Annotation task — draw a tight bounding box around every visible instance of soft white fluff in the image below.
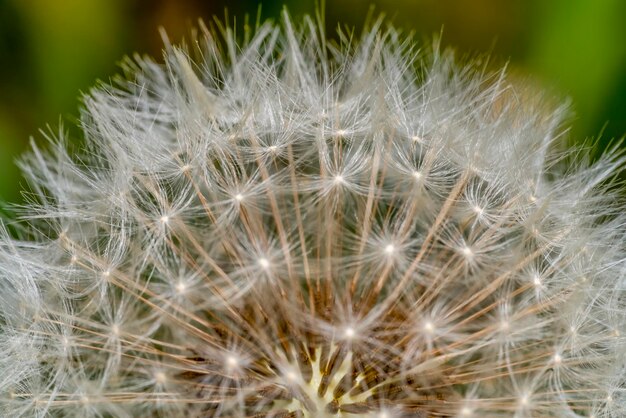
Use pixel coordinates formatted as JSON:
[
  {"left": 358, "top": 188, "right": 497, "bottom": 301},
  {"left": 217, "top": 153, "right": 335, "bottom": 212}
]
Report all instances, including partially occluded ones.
[{"left": 1, "top": 12, "right": 625, "bottom": 418}]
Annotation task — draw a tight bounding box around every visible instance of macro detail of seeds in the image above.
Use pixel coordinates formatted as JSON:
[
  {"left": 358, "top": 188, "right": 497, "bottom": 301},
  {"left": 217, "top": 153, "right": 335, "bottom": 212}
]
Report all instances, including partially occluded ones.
[{"left": 1, "top": 12, "right": 625, "bottom": 418}]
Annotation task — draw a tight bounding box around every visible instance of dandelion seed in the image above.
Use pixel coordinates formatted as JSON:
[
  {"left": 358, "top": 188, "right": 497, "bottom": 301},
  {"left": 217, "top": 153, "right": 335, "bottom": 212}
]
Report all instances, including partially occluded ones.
[
  {"left": 460, "top": 406, "right": 473, "bottom": 417},
  {"left": 284, "top": 369, "right": 299, "bottom": 382},
  {"left": 175, "top": 281, "right": 186, "bottom": 294},
  {"left": 343, "top": 327, "right": 356, "bottom": 339},
  {"left": 461, "top": 245, "right": 474, "bottom": 259},
  {"left": 258, "top": 257, "right": 270, "bottom": 269},
  {"left": 154, "top": 372, "right": 167, "bottom": 384},
  {"left": 225, "top": 355, "right": 239, "bottom": 370}
]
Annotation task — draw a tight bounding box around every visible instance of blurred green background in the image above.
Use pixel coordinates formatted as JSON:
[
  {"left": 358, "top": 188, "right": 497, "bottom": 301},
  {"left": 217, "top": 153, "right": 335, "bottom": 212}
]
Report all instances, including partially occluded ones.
[{"left": 1, "top": 0, "right": 625, "bottom": 202}]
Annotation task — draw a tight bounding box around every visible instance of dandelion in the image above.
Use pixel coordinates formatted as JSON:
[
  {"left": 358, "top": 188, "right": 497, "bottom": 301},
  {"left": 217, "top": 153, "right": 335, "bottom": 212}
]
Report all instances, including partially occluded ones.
[{"left": 1, "top": 11, "right": 625, "bottom": 418}]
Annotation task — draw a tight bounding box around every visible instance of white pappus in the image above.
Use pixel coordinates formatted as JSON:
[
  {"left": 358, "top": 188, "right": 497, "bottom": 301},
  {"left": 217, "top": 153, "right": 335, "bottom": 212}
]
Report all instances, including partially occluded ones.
[{"left": 1, "top": 11, "right": 625, "bottom": 418}]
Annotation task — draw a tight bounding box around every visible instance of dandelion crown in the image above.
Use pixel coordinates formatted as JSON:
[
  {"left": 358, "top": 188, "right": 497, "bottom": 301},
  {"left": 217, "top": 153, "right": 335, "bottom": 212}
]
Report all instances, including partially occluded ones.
[{"left": 1, "top": 11, "right": 625, "bottom": 418}]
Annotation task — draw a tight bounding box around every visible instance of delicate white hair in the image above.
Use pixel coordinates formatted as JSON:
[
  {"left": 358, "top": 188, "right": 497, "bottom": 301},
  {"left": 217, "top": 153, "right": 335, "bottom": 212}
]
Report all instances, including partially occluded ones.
[{"left": 1, "top": 11, "right": 625, "bottom": 418}]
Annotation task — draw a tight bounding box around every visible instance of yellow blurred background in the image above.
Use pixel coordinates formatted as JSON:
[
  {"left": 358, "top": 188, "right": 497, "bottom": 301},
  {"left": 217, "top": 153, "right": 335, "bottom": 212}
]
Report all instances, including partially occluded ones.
[{"left": 1, "top": 0, "right": 625, "bottom": 202}]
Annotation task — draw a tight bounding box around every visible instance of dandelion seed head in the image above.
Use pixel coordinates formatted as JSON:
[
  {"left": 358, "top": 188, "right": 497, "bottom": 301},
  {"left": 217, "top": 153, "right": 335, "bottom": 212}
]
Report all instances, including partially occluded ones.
[{"left": 1, "top": 11, "right": 624, "bottom": 418}]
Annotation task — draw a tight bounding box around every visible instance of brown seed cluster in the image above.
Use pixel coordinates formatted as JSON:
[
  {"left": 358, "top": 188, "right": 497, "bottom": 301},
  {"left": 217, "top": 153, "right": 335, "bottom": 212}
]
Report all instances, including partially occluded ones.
[{"left": 180, "top": 288, "right": 455, "bottom": 417}]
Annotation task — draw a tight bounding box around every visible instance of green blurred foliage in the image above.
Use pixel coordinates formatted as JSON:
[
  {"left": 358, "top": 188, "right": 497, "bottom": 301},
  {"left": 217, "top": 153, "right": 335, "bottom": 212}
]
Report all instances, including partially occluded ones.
[
  {"left": 526, "top": 0, "right": 626, "bottom": 153},
  {"left": 0, "top": 0, "right": 624, "bottom": 203},
  {"left": 0, "top": 0, "right": 127, "bottom": 202}
]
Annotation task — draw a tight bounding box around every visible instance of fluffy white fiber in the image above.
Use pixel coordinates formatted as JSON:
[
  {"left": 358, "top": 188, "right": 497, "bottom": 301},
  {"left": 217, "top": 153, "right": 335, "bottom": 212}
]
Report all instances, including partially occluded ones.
[{"left": 1, "top": 11, "right": 625, "bottom": 417}]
